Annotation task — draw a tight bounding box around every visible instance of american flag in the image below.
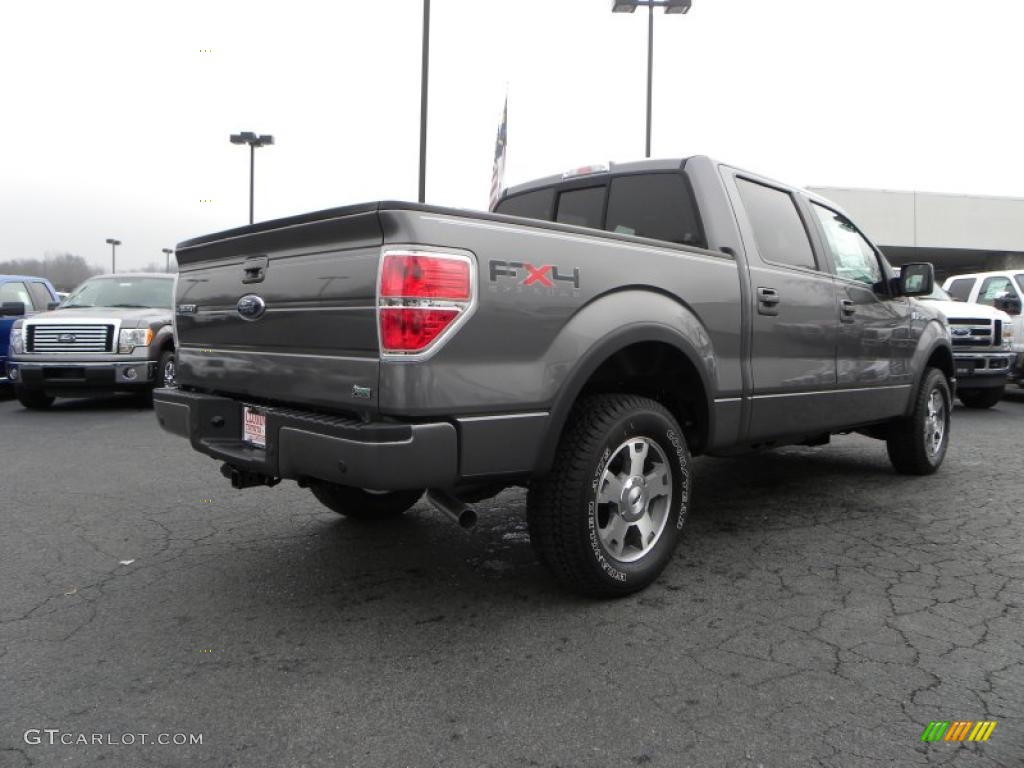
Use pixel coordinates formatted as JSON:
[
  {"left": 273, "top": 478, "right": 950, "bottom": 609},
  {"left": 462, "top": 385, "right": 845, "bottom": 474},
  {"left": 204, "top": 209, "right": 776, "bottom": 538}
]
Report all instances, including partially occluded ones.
[{"left": 489, "top": 96, "right": 507, "bottom": 211}]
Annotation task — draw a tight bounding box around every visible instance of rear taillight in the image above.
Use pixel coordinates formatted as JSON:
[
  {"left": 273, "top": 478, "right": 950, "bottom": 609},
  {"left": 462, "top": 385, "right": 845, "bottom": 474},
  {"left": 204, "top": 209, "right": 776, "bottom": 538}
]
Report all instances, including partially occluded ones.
[{"left": 377, "top": 250, "right": 475, "bottom": 356}]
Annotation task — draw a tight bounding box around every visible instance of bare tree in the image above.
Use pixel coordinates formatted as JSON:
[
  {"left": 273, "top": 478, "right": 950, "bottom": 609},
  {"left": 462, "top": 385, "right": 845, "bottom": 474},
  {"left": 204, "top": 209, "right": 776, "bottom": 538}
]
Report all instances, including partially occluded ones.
[{"left": 0, "top": 252, "right": 102, "bottom": 292}]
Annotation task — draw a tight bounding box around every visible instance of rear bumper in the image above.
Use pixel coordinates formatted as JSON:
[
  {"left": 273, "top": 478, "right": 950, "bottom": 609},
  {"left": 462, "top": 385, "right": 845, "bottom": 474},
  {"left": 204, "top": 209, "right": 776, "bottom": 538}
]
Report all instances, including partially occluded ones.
[
  {"left": 153, "top": 388, "right": 459, "bottom": 491},
  {"left": 7, "top": 360, "right": 157, "bottom": 392}
]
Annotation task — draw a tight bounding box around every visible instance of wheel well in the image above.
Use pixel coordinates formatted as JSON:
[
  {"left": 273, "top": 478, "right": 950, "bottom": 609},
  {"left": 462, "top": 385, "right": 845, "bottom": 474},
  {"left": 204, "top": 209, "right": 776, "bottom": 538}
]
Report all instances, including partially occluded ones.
[
  {"left": 927, "top": 345, "right": 954, "bottom": 382},
  {"left": 575, "top": 341, "right": 709, "bottom": 454}
]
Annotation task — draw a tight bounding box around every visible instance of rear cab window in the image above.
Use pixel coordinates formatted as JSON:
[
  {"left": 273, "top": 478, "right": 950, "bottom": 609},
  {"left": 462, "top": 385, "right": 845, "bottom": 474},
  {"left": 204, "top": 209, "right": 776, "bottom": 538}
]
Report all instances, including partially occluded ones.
[
  {"left": 494, "top": 170, "right": 707, "bottom": 249},
  {"left": 495, "top": 188, "right": 554, "bottom": 220}
]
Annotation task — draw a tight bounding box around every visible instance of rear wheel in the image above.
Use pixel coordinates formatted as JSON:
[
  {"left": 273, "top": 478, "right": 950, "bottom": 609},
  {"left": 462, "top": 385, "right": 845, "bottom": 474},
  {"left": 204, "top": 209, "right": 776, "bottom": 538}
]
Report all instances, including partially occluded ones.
[
  {"left": 527, "top": 394, "right": 691, "bottom": 597},
  {"left": 957, "top": 386, "right": 1003, "bottom": 409},
  {"left": 886, "top": 367, "right": 951, "bottom": 475},
  {"left": 15, "top": 387, "right": 54, "bottom": 410},
  {"left": 309, "top": 483, "right": 423, "bottom": 520}
]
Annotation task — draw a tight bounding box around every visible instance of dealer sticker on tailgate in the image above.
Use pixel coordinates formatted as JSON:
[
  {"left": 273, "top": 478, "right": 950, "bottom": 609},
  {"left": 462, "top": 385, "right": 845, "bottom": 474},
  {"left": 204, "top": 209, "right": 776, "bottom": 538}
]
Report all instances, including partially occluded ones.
[{"left": 242, "top": 406, "right": 267, "bottom": 448}]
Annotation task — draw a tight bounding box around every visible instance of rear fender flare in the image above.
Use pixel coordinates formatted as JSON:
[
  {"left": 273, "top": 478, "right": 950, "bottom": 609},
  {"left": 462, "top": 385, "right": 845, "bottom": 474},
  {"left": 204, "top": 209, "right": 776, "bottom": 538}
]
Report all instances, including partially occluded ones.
[{"left": 534, "top": 289, "right": 716, "bottom": 474}]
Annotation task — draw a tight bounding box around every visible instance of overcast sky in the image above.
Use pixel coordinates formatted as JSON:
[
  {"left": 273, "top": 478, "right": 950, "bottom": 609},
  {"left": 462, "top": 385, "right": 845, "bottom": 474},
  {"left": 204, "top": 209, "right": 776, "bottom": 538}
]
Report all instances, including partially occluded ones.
[{"left": 2, "top": 0, "right": 1022, "bottom": 272}]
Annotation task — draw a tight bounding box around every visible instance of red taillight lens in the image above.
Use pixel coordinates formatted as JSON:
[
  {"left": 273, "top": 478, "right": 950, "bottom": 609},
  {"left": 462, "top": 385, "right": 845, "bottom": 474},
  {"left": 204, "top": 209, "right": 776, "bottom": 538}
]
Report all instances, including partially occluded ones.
[
  {"left": 380, "top": 253, "right": 470, "bottom": 300},
  {"left": 380, "top": 307, "right": 460, "bottom": 352},
  {"left": 378, "top": 250, "right": 474, "bottom": 355}
]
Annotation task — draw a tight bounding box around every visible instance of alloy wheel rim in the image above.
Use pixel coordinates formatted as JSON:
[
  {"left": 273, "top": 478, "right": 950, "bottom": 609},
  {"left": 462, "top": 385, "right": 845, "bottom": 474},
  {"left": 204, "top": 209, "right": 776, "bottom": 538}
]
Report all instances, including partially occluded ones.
[
  {"left": 924, "top": 388, "right": 945, "bottom": 456},
  {"left": 594, "top": 436, "right": 673, "bottom": 563},
  {"left": 164, "top": 359, "right": 176, "bottom": 387}
]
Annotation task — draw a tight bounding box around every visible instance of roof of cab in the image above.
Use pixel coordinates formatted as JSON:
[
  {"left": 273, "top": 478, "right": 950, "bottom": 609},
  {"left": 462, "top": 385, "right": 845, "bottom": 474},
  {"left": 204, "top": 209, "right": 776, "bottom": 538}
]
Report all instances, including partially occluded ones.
[{"left": 0, "top": 275, "right": 54, "bottom": 283}]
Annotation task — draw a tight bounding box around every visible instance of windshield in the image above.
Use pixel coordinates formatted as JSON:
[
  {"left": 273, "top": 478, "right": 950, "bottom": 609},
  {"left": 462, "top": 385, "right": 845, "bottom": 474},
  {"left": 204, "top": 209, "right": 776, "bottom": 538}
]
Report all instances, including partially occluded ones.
[
  {"left": 918, "top": 284, "right": 952, "bottom": 301},
  {"left": 62, "top": 277, "right": 174, "bottom": 309}
]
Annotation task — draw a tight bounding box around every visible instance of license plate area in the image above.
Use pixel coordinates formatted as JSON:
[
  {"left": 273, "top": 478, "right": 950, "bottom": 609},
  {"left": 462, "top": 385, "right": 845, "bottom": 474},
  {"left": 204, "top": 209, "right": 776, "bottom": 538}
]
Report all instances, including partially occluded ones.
[{"left": 242, "top": 406, "right": 267, "bottom": 448}]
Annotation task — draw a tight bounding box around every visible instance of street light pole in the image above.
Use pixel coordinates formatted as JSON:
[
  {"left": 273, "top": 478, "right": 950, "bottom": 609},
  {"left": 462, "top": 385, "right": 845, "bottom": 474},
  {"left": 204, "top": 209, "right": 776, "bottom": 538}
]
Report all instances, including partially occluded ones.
[
  {"left": 418, "top": 0, "right": 430, "bottom": 203},
  {"left": 162, "top": 248, "right": 174, "bottom": 272},
  {"left": 230, "top": 132, "right": 275, "bottom": 224},
  {"left": 105, "top": 238, "right": 121, "bottom": 274},
  {"left": 611, "top": 0, "right": 692, "bottom": 158},
  {"left": 646, "top": 2, "right": 654, "bottom": 158}
]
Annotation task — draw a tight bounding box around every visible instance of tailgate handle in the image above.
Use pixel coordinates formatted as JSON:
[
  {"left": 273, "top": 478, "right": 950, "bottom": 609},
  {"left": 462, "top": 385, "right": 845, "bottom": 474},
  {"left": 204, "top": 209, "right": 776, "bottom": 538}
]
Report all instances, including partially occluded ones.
[{"left": 242, "top": 255, "right": 269, "bottom": 284}]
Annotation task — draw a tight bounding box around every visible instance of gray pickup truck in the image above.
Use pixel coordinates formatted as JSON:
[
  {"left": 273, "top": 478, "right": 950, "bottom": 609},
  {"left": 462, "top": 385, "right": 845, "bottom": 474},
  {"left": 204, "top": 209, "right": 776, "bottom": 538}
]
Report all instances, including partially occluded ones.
[
  {"left": 154, "top": 156, "right": 953, "bottom": 596},
  {"left": 8, "top": 273, "right": 177, "bottom": 408}
]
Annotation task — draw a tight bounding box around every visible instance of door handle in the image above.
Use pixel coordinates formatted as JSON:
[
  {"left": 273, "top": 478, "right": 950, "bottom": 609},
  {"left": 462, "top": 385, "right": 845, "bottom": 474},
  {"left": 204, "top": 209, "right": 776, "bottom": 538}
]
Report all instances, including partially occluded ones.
[
  {"left": 242, "top": 255, "right": 269, "bottom": 284},
  {"left": 757, "top": 286, "right": 780, "bottom": 316},
  {"left": 840, "top": 299, "right": 856, "bottom": 322}
]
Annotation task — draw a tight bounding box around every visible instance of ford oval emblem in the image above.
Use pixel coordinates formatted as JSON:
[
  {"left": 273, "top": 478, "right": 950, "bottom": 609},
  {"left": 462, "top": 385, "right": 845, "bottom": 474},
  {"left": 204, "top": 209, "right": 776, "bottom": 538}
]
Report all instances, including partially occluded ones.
[
  {"left": 236, "top": 294, "right": 266, "bottom": 321},
  {"left": 58, "top": 333, "right": 77, "bottom": 343},
  {"left": 951, "top": 328, "right": 970, "bottom": 336}
]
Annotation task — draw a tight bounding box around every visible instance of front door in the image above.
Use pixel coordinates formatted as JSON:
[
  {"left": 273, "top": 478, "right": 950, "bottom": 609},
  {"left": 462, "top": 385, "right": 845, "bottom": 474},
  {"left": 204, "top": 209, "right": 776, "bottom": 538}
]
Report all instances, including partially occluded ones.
[{"left": 809, "top": 202, "right": 914, "bottom": 422}]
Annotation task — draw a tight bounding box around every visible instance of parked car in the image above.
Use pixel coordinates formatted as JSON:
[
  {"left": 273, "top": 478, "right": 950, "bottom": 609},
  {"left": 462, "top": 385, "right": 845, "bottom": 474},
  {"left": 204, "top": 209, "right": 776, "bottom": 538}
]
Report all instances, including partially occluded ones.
[
  {"left": 0, "top": 275, "right": 60, "bottom": 386},
  {"left": 914, "top": 285, "right": 1014, "bottom": 408},
  {"left": 154, "top": 156, "right": 954, "bottom": 596},
  {"left": 7, "top": 273, "right": 177, "bottom": 408},
  {"left": 943, "top": 269, "right": 1024, "bottom": 387}
]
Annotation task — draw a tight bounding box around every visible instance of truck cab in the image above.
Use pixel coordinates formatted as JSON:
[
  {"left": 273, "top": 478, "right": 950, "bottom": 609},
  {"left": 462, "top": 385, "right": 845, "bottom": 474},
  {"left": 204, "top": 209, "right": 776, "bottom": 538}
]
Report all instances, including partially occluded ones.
[{"left": 0, "top": 275, "right": 59, "bottom": 385}]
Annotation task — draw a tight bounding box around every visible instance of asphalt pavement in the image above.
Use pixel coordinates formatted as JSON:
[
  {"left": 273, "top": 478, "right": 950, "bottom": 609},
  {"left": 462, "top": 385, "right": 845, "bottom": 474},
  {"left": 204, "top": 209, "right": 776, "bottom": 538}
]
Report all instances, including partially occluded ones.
[{"left": 2, "top": 389, "right": 1022, "bottom": 767}]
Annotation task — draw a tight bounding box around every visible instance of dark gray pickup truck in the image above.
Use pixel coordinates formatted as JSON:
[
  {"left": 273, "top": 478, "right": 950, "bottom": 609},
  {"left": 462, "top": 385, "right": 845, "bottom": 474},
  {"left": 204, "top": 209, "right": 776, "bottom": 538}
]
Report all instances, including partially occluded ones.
[{"left": 154, "top": 156, "right": 954, "bottom": 596}]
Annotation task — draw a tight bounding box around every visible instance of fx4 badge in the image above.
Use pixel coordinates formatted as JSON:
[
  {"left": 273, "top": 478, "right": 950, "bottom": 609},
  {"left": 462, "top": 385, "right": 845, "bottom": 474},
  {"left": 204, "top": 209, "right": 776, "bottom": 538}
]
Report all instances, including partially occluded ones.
[{"left": 488, "top": 261, "right": 580, "bottom": 289}]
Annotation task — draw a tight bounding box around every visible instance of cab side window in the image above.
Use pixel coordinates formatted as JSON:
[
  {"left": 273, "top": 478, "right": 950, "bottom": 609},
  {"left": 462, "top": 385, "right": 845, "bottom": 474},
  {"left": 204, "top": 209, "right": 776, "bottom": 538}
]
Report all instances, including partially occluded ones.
[
  {"left": 28, "top": 282, "right": 53, "bottom": 309},
  {"left": 0, "top": 281, "right": 33, "bottom": 309},
  {"left": 810, "top": 203, "right": 882, "bottom": 287},
  {"left": 976, "top": 276, "right": 1019, "bottom": 306},
  {"left": 735, "top": 178, "right": 817, "bottom": 270},
  {"left": 946, "top": 277, "right": 975, "bottom": 301}
]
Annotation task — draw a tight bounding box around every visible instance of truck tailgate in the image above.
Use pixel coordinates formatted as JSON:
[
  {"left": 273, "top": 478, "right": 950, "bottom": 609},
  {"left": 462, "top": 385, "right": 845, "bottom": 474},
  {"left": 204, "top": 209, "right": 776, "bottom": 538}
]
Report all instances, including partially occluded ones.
[{"left": 173, "top": 205, "right": 383, "bottom": 413}]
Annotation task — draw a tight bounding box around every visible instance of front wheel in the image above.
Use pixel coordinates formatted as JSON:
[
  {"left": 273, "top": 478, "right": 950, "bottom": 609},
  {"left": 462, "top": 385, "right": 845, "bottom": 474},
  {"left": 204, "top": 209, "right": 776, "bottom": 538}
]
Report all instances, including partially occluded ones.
[
  {"left": 527, "top": 394, "right": 691, "bottom": 597},
  {"left": 886, "top": 368, "right": 951, "bottom": 475},
  {"left": 309, "top": 483, "right": 423, "bottom": 521},
  {"left": 15, "top": 387, "right": 55, "bottom": 410},
  {"left": 156, "top": 349, "right": 177, "bottom": 389},
  {"left": 957, "top": 386, "right": 1003, "bottom": 409}
]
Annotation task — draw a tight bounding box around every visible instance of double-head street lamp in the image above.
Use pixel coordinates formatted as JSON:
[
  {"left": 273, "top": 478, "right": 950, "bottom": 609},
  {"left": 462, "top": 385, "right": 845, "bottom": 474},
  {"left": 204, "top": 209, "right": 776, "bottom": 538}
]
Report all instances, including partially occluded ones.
[
  {"left": 105, "top": 238, "right": 121, "bottom": 274},
  {"left": 612, "top": 0, "right": 692, "bottom": 158},
  {"left": 162, "top": 248, "right": 174, "bottom": 272},
  {"left": 229, "top": 131, "right": 274, "bottom": 224}
]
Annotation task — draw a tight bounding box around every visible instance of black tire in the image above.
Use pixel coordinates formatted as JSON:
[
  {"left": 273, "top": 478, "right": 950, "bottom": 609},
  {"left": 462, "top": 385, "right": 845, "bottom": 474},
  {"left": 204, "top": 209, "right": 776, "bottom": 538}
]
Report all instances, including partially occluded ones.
[
  {"left": 156, "top": 349, "right": 177, "bottom": 389},
  {"left": 15, "top": 387, "right": 55, "bottom": 410},
  {"left": 309, "top": 483, "right": 423, "bottom": 520},
  {"left": 886, "top": 368, "right": 951, "bottom": 475},
  {"left": 957, "top": 387, "right": 1003, "bottom": 409},
  {"left": 527, "top": 394, "right": 691, "bottom": 597}
]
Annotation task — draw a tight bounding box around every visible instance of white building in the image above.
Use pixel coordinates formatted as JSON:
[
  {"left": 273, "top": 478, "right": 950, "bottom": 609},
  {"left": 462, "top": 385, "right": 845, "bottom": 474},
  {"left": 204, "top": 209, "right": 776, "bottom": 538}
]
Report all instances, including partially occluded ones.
[{"left": 807, "top": 187, "right": 1024, "bottom": 280}]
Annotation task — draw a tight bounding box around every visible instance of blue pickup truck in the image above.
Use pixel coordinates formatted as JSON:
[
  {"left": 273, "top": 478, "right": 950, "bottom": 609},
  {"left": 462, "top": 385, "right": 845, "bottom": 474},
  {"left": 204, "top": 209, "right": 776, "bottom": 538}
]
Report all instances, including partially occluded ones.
[{"left": 0, "top": 275, "right": 60, "bottom": 384}]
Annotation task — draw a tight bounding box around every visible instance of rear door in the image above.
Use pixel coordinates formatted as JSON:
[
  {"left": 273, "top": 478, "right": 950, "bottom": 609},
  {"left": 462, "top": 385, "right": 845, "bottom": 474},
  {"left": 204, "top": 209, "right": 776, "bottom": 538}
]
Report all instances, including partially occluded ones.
[
  {"left": 723, "top": 172, "right": 839, "bottom": 441},
  {"left": 173, "top": 206, "right": 385, "bottom": 413}
]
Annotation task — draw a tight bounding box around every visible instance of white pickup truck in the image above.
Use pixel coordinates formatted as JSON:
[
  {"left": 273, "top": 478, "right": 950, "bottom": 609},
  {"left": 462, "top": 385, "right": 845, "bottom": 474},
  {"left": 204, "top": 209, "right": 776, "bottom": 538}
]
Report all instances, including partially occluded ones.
[
  {"left": 943, "top": 270, "right": 1024, "bottom": 391},
  {"left": 917, "top": 284, "right": 1015, "bottom": 408}
]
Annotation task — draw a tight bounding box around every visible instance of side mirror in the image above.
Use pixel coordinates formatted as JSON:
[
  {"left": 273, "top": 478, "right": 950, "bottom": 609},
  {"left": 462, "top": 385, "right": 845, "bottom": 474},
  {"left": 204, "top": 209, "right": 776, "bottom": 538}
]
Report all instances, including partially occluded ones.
[
  {"left": 898, "top": 263, "right": 934, "bottom": 297},
  {"left": 47, "top": 301, "right": 61, "bottom": 310},
  {"left": 994, "top": 296, "right": 1022, "bottom": 316},
  {"left": 0, "top": 301, "right": 26, "bottom": 317}
]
